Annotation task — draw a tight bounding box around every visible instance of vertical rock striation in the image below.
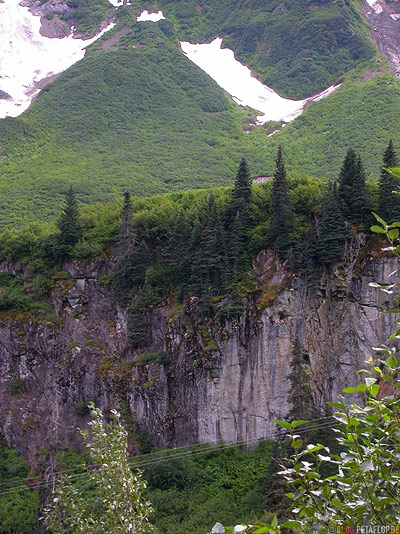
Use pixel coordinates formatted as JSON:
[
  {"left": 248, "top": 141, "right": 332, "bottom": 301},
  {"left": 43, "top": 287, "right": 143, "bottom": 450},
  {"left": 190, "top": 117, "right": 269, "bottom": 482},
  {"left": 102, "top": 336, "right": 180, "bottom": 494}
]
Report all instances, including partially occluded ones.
[{"left": 0, "top": 249, "right": 398, "bottom": 461}]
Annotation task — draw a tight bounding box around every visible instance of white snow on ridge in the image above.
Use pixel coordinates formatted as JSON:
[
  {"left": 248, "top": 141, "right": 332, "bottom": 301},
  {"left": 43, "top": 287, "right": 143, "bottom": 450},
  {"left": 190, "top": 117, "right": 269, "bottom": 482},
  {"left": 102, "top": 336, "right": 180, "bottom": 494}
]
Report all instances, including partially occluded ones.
[
  {"left": 0, "top": 0, "right": 115, "bottom": 118},
  {"left": 181, "top": 38, "right": 341, "bottom": 124},
  {"left": 137, "top": 10, "right": 165, "bottom": 22},
  {"left": 365, "top": 0, "right": 383, "bottom": 14}
]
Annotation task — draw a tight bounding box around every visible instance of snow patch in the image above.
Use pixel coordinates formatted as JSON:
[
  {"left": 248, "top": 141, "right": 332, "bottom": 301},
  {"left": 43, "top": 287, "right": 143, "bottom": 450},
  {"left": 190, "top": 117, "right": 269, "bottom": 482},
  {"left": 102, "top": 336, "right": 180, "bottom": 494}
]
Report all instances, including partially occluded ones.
[
  {"left": 180, "top": 38, "right": 341, "bottom": 124},
  {"left": 137, "top": 10, "right": 165, "bottom": 22},
  {"left": 365, "top": 0, "right": 383, "bottom": 14},
  {"left": 390, "top": 13, "right": 400, "bottom": 20},
  {"left": 0, "top": 0, "right": 115, "bottom": 118},
  {"left": 107, "top": 0, "right": 132, "bottom": 7}
]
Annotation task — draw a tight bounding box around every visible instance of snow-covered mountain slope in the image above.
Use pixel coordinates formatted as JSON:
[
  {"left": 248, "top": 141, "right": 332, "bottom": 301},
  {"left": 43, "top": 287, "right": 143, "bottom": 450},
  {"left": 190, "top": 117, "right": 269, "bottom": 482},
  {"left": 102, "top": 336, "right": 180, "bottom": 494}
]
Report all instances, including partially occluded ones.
[
  {"left": 0, "top": 0, "right": 114, "bottom": 118},
  {"left": 181, "top": 38, "right": 341, "bottom": 124}
]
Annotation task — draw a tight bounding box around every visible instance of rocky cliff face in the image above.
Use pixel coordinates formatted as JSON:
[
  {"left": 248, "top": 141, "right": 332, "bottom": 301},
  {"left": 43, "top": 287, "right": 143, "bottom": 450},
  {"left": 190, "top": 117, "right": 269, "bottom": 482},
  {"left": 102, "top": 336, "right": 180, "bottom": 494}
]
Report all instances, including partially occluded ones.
[{"left": 0, "top": 242, "right": 398, "bottom": 463}]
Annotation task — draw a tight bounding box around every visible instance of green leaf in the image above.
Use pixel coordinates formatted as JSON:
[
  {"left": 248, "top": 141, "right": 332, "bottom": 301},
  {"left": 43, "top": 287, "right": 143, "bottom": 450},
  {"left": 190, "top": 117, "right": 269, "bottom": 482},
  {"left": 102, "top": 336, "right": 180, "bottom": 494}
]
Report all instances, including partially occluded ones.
[
  {"left": 388, "top": 167, "right": 400, "bottom": 178},
  {"left": 281, "top": 521, "right": 301, "bottom": 528},
  {"left": 372, "top": 212, "right": 387, "bottom": 226},
  {"left": 343, "top": 384, "right": 366, "bottom": 394},
  {"left": 291, "top": 439, "right": 303, "bottom": 449},
  {"left": 388, "top": 228, "right": 399, "bottom": 240},
  {"left": 290, "top": 420, "right": 308, "bottom": 429},
  {"left": 370, "top": 225, "right": 386, "bottom": 234},
  {"left": 271, "top": 516, "right": 278, "bottom": 529},
  {"left": 385, "top": 355, "right": 397, "bottom": 369},
  {"left": 274, "top": 420, "right": 291, "bottom": 429},
  {"left": 369, "top": 384, "right": 380, "bottom": 398},
  {"left": 327, "top": 401, "right": 346, "bottom": 409}
]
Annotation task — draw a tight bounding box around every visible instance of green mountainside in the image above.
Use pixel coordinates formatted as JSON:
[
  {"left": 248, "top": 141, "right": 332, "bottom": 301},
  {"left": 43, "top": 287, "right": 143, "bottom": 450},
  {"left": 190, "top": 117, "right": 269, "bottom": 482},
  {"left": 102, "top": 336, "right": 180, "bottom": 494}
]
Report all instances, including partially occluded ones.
[
  {"left": 152, "top": 0, "right": 375, "bottom": 98},
  {"left": 1, "top": 0, "right": 400, "bottom": 228}
]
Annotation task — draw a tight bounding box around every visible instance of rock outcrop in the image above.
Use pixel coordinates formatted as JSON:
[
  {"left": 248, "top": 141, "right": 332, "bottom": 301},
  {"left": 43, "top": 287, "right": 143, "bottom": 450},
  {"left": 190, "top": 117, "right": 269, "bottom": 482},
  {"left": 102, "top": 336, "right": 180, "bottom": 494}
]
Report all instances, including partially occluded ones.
[{"left": 0, "top": 244, "right": 398, "bottom": 463}]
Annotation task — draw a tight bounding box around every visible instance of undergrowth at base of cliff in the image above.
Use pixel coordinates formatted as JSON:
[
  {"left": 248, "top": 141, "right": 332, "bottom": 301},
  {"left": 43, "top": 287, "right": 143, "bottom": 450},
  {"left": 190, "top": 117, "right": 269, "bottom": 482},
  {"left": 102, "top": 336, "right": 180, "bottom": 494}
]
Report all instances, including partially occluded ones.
[{"left": 1, "top": 440, "right": 275, "bottom": 534}]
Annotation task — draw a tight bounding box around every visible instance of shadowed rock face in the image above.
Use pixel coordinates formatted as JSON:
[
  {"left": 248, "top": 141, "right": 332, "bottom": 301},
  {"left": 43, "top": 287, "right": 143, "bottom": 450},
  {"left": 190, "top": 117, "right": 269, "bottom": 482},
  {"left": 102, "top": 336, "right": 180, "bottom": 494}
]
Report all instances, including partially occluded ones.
[
  {"left": 0, "top": 247, "right": 398, "bottom": 463},
  {"left": 365, "top": 0, "right": 400, "bottom": 77}
]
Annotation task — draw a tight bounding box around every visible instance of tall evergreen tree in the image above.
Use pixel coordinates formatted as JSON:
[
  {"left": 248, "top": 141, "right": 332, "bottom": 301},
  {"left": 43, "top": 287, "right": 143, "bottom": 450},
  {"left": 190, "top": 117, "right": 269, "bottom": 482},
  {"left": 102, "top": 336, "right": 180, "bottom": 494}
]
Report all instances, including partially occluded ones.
[
  {"left": 337, "top": 149, "right": 370, "bottom": 225},
  {"left": 114, "top": 192, "right": 145, "bottom": 306},
  {"left": 353, "top": 155, "right": 371, "bottom": 225},
  {"left": 269, "top": 145, "right": 291, "bottom": 258},
  {"left": 119, "top": 191, "right": 135, "bottom": 247},
  {"left": 378, "top": 140, "right": 400, "bottom": 222},
  {"left": 163, "top": 209, "right": 192, "bottom": 287},
  {"left": 337, "top": 148, "right": 358, "bottom": 221},
  {"left": 226, "top": 157, "right": 252, "bottom": 271},
  {"left": 231, "top": 156, "right": 252, "bottom": 208},
  {"left": 56, "top": 186, "right": 83, "bottom": 258},
  {"left": 316, "top": 182, "right": 347, "bottom": 265},
  {"left": 201, "top": 194, "right": 225, "bottom": 289},
  {"left": 287, "top": 337, "right": 319, "bottom": 440}
]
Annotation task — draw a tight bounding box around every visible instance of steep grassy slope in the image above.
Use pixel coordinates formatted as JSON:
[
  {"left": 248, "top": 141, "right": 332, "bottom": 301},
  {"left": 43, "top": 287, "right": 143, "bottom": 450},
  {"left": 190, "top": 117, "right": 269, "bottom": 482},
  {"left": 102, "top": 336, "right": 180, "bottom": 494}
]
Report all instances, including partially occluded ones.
[
  {"left": 1, "top": 1, "right": 400, "bottom": 227},
  {"left": 0, "top": 21, "right": 247, "bottom": 226}
]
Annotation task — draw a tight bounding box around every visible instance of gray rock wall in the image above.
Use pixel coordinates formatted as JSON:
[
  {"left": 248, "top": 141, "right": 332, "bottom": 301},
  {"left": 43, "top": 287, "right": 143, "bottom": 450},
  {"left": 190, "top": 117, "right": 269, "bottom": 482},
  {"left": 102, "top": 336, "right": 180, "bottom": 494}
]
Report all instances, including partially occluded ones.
[{"left": 0, "top": 249, "right": 398, "bottom": 462}]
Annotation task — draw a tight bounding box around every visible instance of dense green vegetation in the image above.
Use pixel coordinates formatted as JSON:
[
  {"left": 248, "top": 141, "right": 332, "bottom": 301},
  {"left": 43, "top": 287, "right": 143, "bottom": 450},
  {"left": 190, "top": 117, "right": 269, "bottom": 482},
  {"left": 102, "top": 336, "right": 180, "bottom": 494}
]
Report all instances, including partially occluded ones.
[
  {"left": 0, "top": 1, "right": 400, "bottom": 227},
  {"left": 59, "top": 0, "right": 112, "bottom": 35},
  {"left": 43, "top": 415, "right": 276, "bottom": 534},
  {"left": 145, "top": 441, "right": 276, "bottom": 534},
  {"left": 0, "top": 143, "right": 395, "bottom": 333},
  {"left": 153, "top": 0, "right": 375, "bottom": 98},
  {"left": 0, "top": 445, "right": 39, "bottom": 534}
]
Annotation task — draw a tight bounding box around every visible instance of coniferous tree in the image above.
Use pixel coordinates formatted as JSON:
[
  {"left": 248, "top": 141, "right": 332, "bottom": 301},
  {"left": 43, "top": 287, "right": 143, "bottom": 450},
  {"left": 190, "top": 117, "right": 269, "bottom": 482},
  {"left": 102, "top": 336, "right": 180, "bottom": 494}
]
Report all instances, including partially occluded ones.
[
  {"left": 201, "top": 194, "right": 225, "bottom": 289},
  {"left": 316, "top": 182, "right": 347, "bottom": 265},
  {"left": 163, "top": 209, "right": 192, "bottom": 288},
  {"left": 269, "top": 145, "right": 292, "bottom": 258},
  {"left": 378, "top": 140, "right": 400, "bottom": 222},
  {"left": 231, "top": 156, "right": 252, "bottom": 206},
  {"left": 127, "top": 290, "right": 149, "bottom": 349},
  {"left": 337, "top": 148, "right": 358, "bottom": 221},
  {"left": 114, "top": 192, "right": 139, "bottom": 306},
  {"left": 337, "top": 149, "right": 370, "bottom": 225},
  {"left": 187, "top": 214, "right": 204, "bottom": 296},
  {"left": 352, "top": 155, "right": 371, "bottom": 225},
  {"left": 287, "top": 337, "right": 319, "bottom": 442},
  {"left": 266, "top": 337, "right": 319, "bottom": 521},
  {"left": 226, "top": 156, "right": 252, "bottom": 271},
  {"left": 56, "top": 186, "right": 83, "bottom": 258},
  {"left": 119, "top": 191, "right": 135, "bottom": 246}
]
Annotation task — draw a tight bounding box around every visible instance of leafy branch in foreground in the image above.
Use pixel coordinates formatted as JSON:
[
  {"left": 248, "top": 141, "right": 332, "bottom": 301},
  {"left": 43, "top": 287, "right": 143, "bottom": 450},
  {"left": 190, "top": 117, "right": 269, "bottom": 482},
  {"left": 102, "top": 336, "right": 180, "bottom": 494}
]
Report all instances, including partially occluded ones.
[{"left": 42, "top": 404, "right": 153, "bottom": 534}]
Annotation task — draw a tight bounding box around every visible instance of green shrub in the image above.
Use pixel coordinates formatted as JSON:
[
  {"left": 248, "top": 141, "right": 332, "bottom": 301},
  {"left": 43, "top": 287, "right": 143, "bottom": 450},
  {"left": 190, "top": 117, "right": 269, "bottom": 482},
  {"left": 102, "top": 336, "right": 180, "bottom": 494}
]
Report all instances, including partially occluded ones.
[{"left": 7, "top": 376, "right": 24, "bottom": 396}]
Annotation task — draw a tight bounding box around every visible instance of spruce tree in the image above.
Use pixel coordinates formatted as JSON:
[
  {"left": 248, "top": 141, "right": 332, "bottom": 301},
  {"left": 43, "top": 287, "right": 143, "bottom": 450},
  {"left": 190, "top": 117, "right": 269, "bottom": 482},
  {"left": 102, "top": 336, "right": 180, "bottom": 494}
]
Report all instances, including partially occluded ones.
[
  {"left": 186, "top": 214, "right": 204, "bottom": 296},
  {"left": 337, "top": 149, "right": 370, "bottom": 225},
  {"left": 337, "top": 148, "right": 358, "bottom": 221},
  {"left": 378, "top": 140, "right": 400, "bottom": 223},
  {"left": 56, "top": 186, "right": 83, "bottom": 258},
  {"left": 114, "top": 192, "right": 139, "bottom": 306},
  {"left": 316, "top": 182, "right": 347, "bottom": 265},
  {"left": 230, "top": 156, "right": 252, "bottom": 209},
  {"left": 119, "top": 191, "right": 135, "bottom": 246},
  {"left": 226, "top": 157, "right": 252, "bottom": 271},
  {"left": 269, "top": 145, "right": 291, "bottom": 258},
  {"left": 201, "top": 194, "right": 225, "bottom": 289},
  {"left": 163, "top": 209, "right": 192, "bottom": 288},
  {"left": 352, "top": 155, "right": 371, "bottom": 225}
]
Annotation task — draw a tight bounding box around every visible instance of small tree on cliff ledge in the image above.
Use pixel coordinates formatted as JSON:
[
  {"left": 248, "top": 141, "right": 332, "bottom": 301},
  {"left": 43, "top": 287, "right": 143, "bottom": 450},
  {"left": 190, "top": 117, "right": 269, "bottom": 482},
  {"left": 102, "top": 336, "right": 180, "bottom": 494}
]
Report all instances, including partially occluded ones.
[
  {"left": 43, "top": 405, "right": 153, "bottom": 534},
  {"left": 56, "top": 186, "right": 83, "bottom": 258}
]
